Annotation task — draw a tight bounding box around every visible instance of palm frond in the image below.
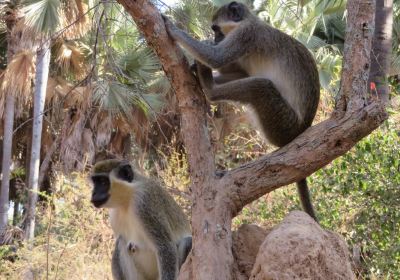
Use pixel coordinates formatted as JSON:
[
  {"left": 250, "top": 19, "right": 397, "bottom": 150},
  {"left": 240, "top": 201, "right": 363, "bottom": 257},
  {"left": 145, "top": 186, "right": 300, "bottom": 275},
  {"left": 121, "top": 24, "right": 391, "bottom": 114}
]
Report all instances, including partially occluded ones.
[
  {"left": 0, "top": 49, "right": 35, "bottom": 117},
  {"left": 296, "top": 33, "right": 327, "bottom": 50},
  {"left": 23, "top": 0, "right": 61, "bottom": 35},
  {"left": 170, "top": 0, "right": 215, "bottom": 39},
  {"left": 59, "top": 0, "right": 90, "bottom": 39},
  {"left": 55, "top": 40, "right": 88, "bottom": 78},
  {"left": 146, "top": 72, "right": 171, "bottom": 96},
  {"left": 92, "top": 81, "right": 164, "bottom": 120},
  {"left": 390, "top": 53, "right": 400, "bottom": 76},
  {"left": 117, "top": 48, "right": 160, "bottom": 82},
  {"left": 314, "top": 46, "right": 342, "bottom": 92}
]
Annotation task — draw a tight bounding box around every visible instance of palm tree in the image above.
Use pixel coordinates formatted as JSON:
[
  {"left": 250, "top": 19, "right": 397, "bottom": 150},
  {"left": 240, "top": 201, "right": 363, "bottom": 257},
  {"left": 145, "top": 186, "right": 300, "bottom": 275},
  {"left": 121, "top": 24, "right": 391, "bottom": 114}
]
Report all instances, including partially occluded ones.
[
  {"left": 0, "top": 4, "right": 16, "bottom": 230},
  {"left": 22, "top": 0, "right": 88, "bottom": 240},
  {"left": 0, "top": 0, "right": 35, "bottom": 233}
]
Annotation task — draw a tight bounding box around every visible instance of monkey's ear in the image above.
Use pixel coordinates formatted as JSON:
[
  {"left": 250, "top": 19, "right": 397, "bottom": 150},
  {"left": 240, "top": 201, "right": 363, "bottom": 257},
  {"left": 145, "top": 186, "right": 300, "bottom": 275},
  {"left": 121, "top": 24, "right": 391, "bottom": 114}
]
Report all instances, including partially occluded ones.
[
  {"left": 228, "top": 2, "right": 244, "bottom": 22},
  {"left": 117, "top": 163, "right": 134, "bottom": 182}
]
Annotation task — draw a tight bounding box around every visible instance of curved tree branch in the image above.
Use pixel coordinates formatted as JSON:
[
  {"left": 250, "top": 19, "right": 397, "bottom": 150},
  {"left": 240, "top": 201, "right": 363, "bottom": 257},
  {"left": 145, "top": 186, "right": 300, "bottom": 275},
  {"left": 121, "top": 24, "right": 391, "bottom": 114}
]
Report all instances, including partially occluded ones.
[
  {"left": 113, "top": 0, "right": 390, "bottom": 279},
  {"left": 225, "top": 103, "right": 386, "bottom": 214}
]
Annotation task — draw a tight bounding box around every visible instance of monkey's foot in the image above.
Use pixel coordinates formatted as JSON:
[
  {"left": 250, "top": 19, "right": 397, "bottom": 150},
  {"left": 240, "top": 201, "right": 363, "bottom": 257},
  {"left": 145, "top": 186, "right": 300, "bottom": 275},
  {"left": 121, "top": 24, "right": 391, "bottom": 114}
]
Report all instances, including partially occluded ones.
[{"left": 127, "top": 241, "right": 138, "bottom": 253}]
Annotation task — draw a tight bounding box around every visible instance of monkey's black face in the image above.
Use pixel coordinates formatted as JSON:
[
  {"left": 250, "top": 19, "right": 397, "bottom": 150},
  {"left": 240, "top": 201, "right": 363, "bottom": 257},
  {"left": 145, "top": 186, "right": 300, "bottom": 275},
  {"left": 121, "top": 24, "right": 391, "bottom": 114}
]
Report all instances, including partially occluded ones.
[
  {"left": 227, "top": 2, "right": 244, "bottom": 22},
  {"left": 91, "top": 174, "right": 110, "bottom": 208}
]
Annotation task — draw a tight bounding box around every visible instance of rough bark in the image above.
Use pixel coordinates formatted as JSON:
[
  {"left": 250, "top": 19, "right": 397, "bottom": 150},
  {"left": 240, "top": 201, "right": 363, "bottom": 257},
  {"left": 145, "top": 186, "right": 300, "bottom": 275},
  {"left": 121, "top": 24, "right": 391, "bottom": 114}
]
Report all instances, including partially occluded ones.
[
  {"left": 368, "top": 0, "right": 393, "bottom": 103},
  {"left": 114, "top": 0, "right": 389, "bottom": 279},
  {"left": 336, "top": 0, "right": 377, "bottom": 114},
  {"left": 25, "top": 40, "right": 51, "bottom": 240},
  {"left": 0, "top": 12, "right": 18, "bottom": 232}
]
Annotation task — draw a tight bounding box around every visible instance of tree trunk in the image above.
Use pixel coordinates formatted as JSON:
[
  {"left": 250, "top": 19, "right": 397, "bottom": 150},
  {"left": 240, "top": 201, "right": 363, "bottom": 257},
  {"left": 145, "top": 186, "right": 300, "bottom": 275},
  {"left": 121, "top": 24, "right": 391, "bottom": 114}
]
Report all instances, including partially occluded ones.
[
  {"left": 368, "top": 0, "right": 393, "bottom": 103},
  {"left": 24, "top": 40, "right": 51, "bottom": 240},
  {"left": 0, "top": 95, "right": 15, "bottom": 231},
  {"left": 12, "top": 200, "right": 19, "bottom": 226},
  {"left": 0, "top": 12, "right": 18, "bottom": 232},
  {"left": 115, "top": 0, "right": 389, "bottom": 279}
]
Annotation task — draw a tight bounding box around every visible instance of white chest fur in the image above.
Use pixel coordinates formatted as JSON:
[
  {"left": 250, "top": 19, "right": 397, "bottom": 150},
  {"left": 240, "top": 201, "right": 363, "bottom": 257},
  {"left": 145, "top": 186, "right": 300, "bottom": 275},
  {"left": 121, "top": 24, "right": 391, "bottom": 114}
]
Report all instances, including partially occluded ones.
[{"left": 110, "top": 207, "right": 159, "bottom": 279}]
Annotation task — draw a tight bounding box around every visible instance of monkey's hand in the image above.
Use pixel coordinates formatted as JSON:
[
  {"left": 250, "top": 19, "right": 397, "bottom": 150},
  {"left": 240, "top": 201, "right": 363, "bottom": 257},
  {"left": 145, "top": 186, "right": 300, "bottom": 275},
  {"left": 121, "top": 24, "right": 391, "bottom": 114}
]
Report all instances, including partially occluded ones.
[
  {"left": 127, "top": 241, "right": 139, "bottom": 254},
  {"left": 161, "top": 14, "right": 180, "bottom": 41},
  {"left": 191, "top": 40, "right": 214, "bottom": 77},
  {"left": 191, "top": 39, "right": 214, "bottom": 78},
  {"left": 196, "top": 61, "right": 214, "bottom": 93},
  {"left": 190, "top": 62, "right": 198, "bottom": 77}
]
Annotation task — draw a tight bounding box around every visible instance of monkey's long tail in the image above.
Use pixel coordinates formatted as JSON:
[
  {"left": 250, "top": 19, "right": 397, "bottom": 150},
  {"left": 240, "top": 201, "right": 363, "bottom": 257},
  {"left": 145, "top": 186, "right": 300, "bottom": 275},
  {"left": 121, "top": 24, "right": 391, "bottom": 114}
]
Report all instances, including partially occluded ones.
[{"left": 296, "top": 178, "right": 318, "bottom": 222}]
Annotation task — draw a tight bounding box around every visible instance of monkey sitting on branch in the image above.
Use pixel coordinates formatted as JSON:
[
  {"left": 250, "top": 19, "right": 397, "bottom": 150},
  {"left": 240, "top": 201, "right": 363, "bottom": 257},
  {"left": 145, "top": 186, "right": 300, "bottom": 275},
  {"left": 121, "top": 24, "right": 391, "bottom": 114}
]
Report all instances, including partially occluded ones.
[
  {"left": 163, "top": 1, "right": 320, "bottom": 221},
  {"left": 90, "top": 159, "right": 192, "bottom": 280}
]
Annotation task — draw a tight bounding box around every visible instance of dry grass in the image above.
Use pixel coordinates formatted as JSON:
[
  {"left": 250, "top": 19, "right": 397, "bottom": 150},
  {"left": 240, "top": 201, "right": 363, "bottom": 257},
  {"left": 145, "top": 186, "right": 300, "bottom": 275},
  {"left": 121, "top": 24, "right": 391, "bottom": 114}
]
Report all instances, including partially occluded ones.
[
  {"left": 0, "top": 150, "right": 192, "bottom": 280},
  {"left": 0, "top": 173, "right": 114, "bottom": 280}
]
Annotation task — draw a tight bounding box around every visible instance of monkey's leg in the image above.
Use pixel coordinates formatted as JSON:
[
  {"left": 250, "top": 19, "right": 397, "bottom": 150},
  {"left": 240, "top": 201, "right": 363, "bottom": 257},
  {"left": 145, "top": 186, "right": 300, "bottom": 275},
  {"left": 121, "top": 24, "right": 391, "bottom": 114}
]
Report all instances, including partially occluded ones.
[
  {"left": 195, "top": 61, "right": 247, "bottom": 89},
  {"left": 177, "top": 236, "right": 192, "bottom": 268},
  {"left": 196, "top": 76, "right": 318, "bottom": 221},
  {"left": 199, "top": 76, "right": 304, "bottom": 145},
  {"left": 156, "top": 242, "right": 179, "bottom": 280}
]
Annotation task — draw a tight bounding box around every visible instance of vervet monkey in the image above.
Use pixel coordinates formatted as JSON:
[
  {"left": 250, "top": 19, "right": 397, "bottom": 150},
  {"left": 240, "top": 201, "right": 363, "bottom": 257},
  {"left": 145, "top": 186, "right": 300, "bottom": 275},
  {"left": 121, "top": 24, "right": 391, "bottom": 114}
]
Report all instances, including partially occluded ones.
[
  {"left": 90, "top": 159, "right": 192, "bottom": 280},
  {"left": 163, "top": 2, "right": 320, "bottom": 221}
]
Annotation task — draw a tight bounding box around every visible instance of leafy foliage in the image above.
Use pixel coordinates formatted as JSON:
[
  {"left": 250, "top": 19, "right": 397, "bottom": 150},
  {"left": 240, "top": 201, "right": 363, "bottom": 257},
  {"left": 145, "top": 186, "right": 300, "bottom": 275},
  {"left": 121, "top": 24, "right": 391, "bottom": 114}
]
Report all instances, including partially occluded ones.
[
  {"left": 0, "top": 173, "right": 114, "bottom": 279},
  {"left": 312, "top": 120, "right": 400, "bottom": 277}
]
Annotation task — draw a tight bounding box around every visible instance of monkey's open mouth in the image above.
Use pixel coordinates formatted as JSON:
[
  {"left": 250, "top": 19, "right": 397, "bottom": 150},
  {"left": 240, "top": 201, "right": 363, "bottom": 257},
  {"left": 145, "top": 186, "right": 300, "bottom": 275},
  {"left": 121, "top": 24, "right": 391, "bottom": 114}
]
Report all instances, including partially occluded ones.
[{"left": 91, "top": 195, "right": 109, "bottom": 208}]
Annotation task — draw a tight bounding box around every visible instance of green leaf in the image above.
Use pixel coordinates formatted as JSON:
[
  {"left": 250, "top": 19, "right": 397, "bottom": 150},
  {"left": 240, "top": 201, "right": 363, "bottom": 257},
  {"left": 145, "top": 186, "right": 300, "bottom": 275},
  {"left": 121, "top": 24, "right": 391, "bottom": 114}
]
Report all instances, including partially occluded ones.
[
  {"left": 23, "top": 0, "right": 61, "bottom": 35},
  {"left": 92, "top": 81, "right": 164, "bottom": 119}
]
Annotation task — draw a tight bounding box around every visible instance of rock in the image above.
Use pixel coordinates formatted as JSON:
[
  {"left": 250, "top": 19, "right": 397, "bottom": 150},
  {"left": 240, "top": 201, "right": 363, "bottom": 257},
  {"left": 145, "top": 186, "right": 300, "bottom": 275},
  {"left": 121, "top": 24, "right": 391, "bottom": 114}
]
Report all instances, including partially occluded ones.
[
  {"left": 250, "top": 211, "right": 355, "bottom": 280},
  {"left": 232, "top": 224, "right": 270, "bottom": 278}
]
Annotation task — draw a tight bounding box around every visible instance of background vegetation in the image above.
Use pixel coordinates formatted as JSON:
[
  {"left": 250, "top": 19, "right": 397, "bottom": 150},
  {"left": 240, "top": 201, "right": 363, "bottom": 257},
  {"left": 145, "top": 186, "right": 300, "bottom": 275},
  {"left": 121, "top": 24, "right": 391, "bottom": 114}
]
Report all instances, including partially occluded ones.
[{"left": 0, "top": 0, "right": 399, "bottom": 279}]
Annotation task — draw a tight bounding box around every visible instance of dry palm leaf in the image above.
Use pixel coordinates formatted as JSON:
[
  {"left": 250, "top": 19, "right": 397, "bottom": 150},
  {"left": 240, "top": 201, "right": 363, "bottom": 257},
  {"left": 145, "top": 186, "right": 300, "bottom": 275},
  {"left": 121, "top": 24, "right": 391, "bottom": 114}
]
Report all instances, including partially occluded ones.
[{"left": 0, "top": 49, "right": 35, "bottom": 118}]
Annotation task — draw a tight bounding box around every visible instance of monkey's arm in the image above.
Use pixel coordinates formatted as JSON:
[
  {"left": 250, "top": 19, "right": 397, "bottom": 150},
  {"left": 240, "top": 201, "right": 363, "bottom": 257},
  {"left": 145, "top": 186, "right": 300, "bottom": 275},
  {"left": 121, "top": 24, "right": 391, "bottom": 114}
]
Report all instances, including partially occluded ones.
[
  {"left": 139, "top": 204, "right": 179, "bottom": 280},
  {"left": 163, "top": 16, "right": 249, "bottom": 68},
  {"left": 112, "top": 238, "right": 124, "bottom": 280}
]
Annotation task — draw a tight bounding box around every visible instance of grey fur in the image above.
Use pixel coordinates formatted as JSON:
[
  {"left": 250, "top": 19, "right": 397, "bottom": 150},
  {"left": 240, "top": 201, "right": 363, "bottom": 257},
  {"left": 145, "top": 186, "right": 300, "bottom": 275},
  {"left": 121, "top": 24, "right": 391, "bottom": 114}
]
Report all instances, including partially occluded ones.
[
  {"left": 91, "top": 160, "right": 192, "bottom": 280},
  {"left": 163, "top": 2, "right": 320, "bottom": 221},
  {"left": 112, "top": 237, "right": 126, "bottom": 280},
  {"left": 177, "top": 236, "right": 192, "bottom": 268}
]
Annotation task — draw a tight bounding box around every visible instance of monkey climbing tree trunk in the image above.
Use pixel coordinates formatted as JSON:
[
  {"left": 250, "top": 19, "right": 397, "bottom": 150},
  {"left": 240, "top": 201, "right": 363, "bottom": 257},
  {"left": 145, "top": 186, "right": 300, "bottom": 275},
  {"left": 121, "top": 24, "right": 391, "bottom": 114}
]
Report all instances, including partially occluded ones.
[{"left": 115, "top": 0, "right": 390, "bottom": 279}]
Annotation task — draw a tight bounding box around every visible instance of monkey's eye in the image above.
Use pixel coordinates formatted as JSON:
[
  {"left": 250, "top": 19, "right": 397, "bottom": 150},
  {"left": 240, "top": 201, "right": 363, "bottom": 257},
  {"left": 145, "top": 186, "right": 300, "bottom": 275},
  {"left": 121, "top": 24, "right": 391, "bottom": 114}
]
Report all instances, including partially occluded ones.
[
  {"left": 118, "top": 164, "right": 134, "bottom": 182},
  {"left": 91, "top": 175, "right": 110, "bottom": 191},
  {"left": 211, "top": 24, "right": 219, "bottom": 32},
  {"left": 228, "top": 1, "right": 243, "bottom": 22}
]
